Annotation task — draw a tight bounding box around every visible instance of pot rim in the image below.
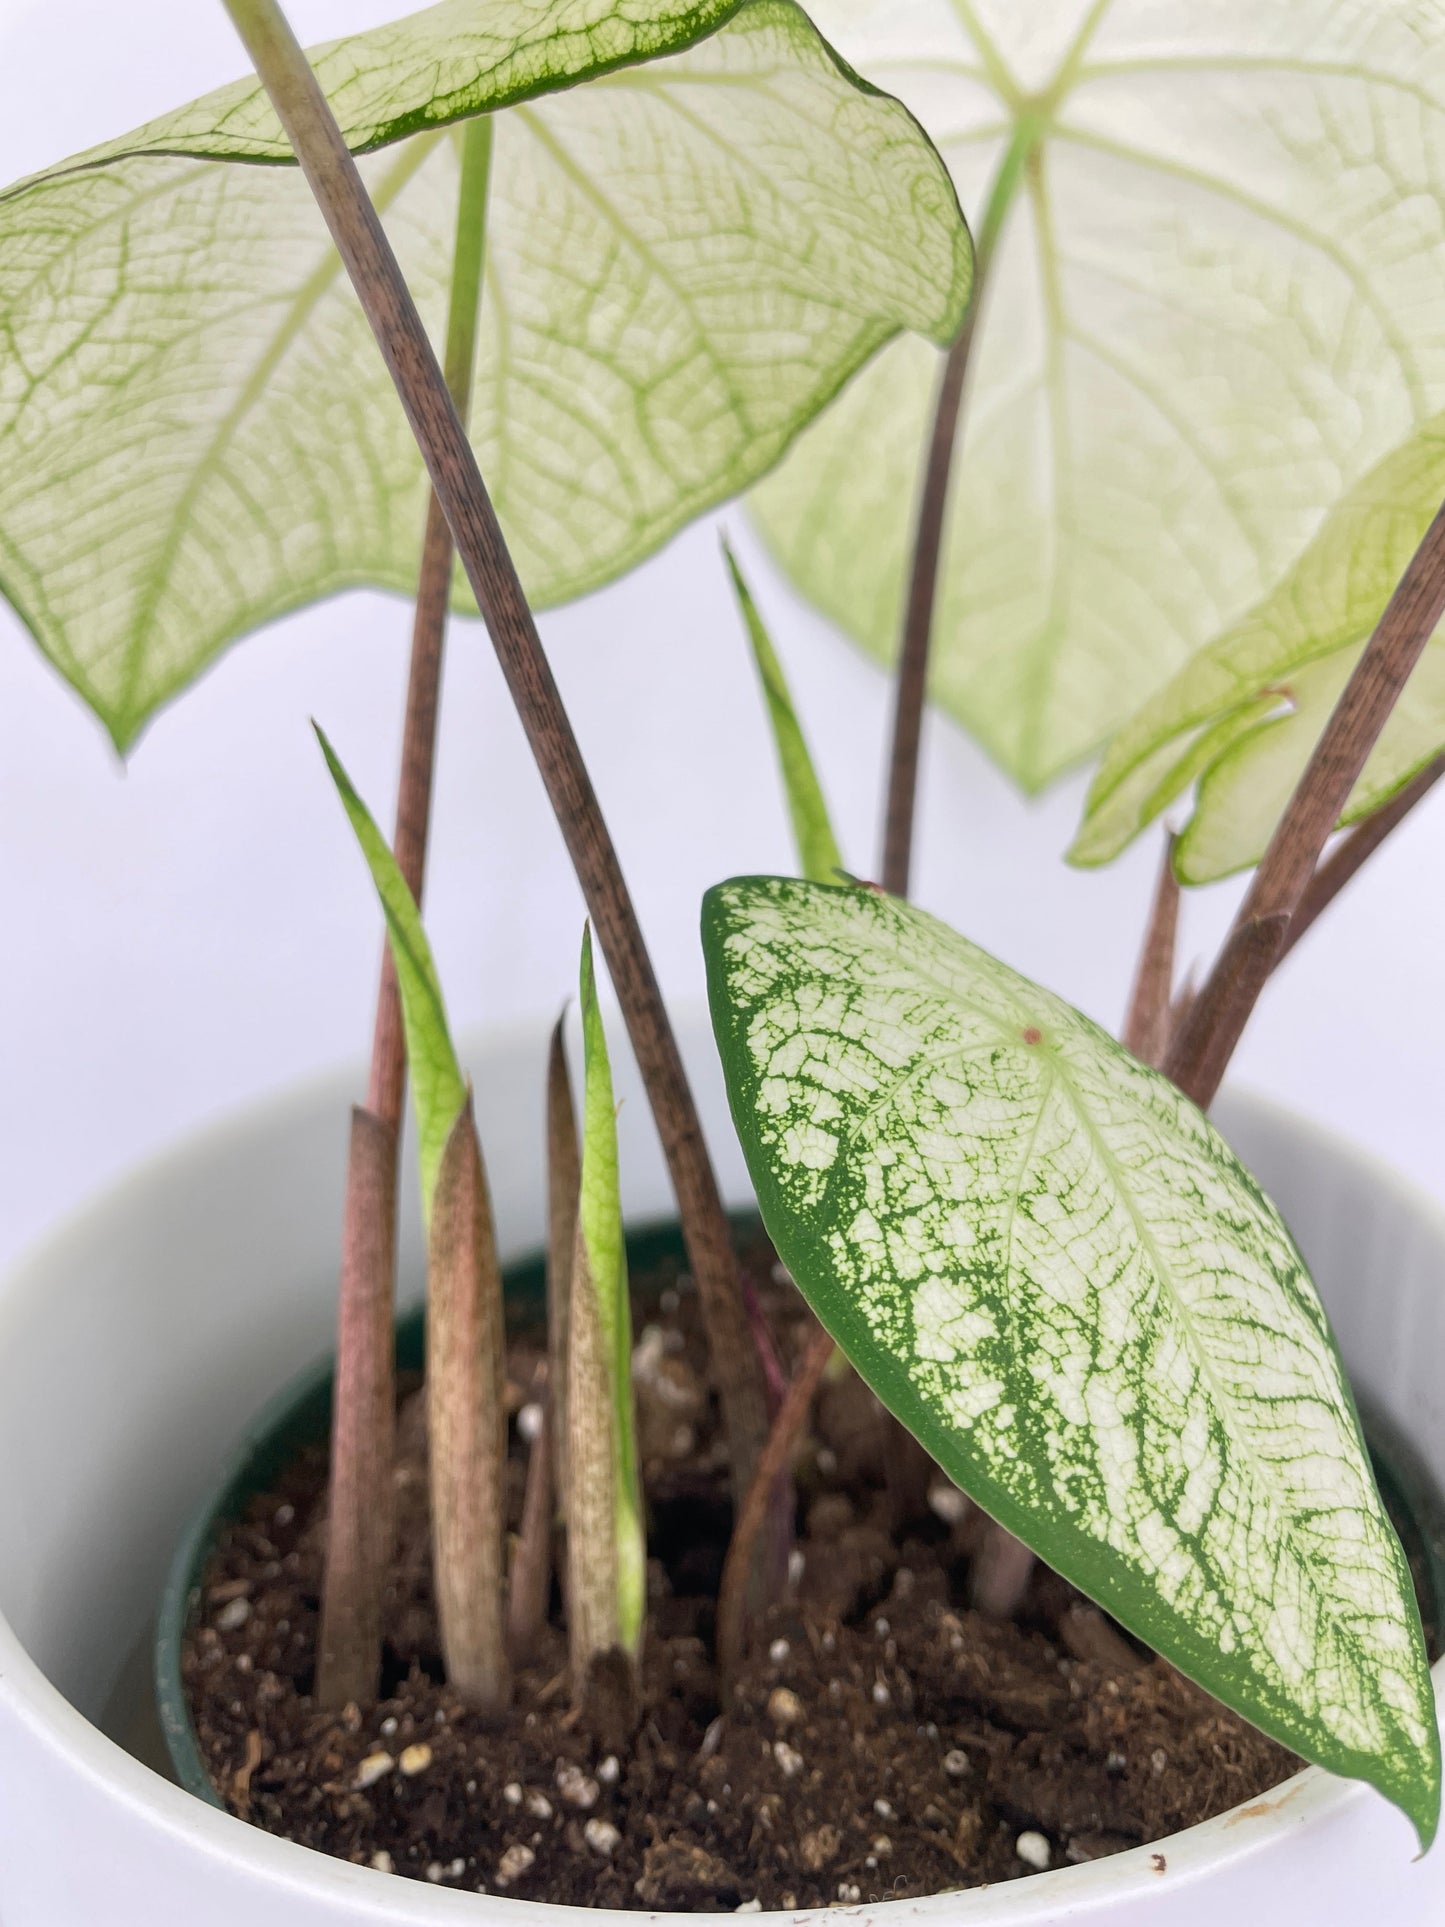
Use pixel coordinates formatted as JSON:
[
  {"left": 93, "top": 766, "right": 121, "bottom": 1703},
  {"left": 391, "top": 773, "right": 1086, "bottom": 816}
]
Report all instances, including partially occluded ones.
[{"left": 0, "top": 1056, "right": 1438, "bottom": 1920}]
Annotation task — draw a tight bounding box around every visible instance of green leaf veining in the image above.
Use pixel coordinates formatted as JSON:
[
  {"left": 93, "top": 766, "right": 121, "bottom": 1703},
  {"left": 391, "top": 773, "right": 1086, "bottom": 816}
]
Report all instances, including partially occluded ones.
[
  {"left": 0, "top": 0, "right": 971, "bottom": 748},
  {"left": 750, "top": 0, "right": 1445, "bottom": 790},
  {"left": 704, "top": 873, "right": 1440, "bottom": 1843}
]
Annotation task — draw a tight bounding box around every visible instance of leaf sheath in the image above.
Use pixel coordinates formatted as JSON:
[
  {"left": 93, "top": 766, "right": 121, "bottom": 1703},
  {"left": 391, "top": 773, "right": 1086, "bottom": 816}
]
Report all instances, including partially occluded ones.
[
  {"left": 428, "top": 1099, "right": 510, "bottom": 1708},
  {"left": 1121, "top": 831, "right": 1180, "bottom": 1069},
  {"left": 546, "top": 1013, "right": 580, "bottom": 1507},
  {"left": 316, "top": 1106, "right": 398, "bottom": 1708}
]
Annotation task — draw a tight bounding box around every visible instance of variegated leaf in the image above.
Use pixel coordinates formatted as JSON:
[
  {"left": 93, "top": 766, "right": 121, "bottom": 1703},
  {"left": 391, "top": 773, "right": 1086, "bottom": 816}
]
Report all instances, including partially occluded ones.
[
  {"left": 0, "top": 0, "right": 970, "bottom": 749},
  {"left": 704, "top": 874, "right": 1439, "bottom": 1843},
  {"left": 577, "top": 924, "right": 645, "bottom": 1652}
]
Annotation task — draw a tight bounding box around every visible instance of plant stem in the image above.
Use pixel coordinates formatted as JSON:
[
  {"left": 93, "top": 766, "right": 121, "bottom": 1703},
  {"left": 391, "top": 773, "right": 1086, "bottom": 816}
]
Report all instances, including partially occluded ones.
[
  {"left": 546, "top": 1014, "right": 579, "bottom": 1506},
  {"left": 316, "top": 116, "right": 491, "bottom": 1711},
  {"left": 508, "top": 1394, "right": 554, "bottom": 1667},
  {"left": 565, "top": 1214, "right": 622, "bottom": 1699},
  {"left": 877, "top": 127, "right": 1041, "bottom": 1610},
  {"left": 970, "top": 1520, "right": 1040, "bottom": 1618},
  {"left": 880, "top": 123, "right": 1036, "bottom": 896},
  {"left": 1276, "top": 756, "right": 1445, "bottom": 966},
  {"left": 428, "top": 1099, "right": 510, "bottom": 1707},
  {"left": 222, "top": 0, "right": 770, "bottom": 1506},
  {"left": 367, "top": 117, "right": 491, "bottom": 1124},
  {"left": 1166, "top": 494, "right": 1445, "bottom": 1108},
  {"left": 316, "top": 1107, "right": 397, "bottom": 1707},
  {"left": 1121, "top": 830, "right": 1180, "bottom": 1068},
  {"left": 716, "top": 1324, "right": 834, "bottom": 1691}
]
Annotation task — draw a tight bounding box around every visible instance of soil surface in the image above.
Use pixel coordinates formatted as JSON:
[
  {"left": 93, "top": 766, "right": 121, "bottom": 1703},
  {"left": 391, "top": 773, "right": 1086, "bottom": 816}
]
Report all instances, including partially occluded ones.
[{"left": 185, "top": 1245, "right": 1304, "bottom": 1907}]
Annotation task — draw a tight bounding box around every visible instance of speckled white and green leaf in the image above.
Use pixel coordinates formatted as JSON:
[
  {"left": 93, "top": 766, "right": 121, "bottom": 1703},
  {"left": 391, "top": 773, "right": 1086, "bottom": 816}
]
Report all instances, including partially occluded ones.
[
  {"left": 1071, "top": 414, "right": 1445, "bottom": 882},
  {"left": 749, "top": 0, "right": 1445, "bottom": 791},
  {"left": 704, "top": 875, "right": 1440, "bottom": 1842},
  {"left": 577, "top": 925, "right": 646, "bottom": 1653},
  {"left": 317, "top": 725, "right": 466, "bottom": 1222},
  {"left": 0, "top": 0, "right": 970, "bottom": 751}
]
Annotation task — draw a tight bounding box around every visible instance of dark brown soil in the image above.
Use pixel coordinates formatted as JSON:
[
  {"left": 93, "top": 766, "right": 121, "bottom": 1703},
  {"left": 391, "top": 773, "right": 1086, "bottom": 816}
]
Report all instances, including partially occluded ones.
[{"left": 184, "top": 1252, "right": 1302, "bottom": 1907}]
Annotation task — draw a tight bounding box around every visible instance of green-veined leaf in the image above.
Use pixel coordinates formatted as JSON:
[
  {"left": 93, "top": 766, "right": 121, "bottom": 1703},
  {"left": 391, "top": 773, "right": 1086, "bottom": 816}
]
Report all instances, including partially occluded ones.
[
  {"left": 1071, "top": 416, "right": 1445, "bottom": 881},
  {"left": 578, "top": 924, "right": 644, "bottom": 1652},
  {"left": 0, "top": 0, "right": 970, "bottom": 751},
  {"left": 724, "top": 539, "right": 842, "bottom": 885},
  {"left": 704, "top": 874, "right": 1440, "bottom": 1842},
  {"left": 749, "top": 0, "right": 1445, "bottom": 791},
  {"left": 317, "top": 724, "right": 465, "bottom": 1219}
]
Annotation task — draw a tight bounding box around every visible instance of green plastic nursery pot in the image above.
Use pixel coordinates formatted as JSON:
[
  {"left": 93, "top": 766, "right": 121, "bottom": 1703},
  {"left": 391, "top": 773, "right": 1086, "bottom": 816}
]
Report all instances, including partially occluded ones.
[{"left": 154, "top": 1225, "right": 1445, "bottom": 1817}]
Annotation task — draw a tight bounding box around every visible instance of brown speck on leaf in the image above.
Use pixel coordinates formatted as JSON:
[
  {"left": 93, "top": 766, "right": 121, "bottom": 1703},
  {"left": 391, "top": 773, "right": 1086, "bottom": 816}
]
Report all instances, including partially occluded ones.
[{"left": 1022, "top": 1027, "right": 1042, "bottom": 1046}]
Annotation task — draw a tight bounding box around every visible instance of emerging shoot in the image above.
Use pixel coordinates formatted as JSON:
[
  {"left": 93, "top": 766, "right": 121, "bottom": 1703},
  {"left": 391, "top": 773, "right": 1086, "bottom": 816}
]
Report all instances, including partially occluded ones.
[
  {"left": 725, "top": 541, "right": 842, "bottom": 887},
  {"left": 565, "top": 928, "right": 645, "bottom": 1712},
  {"left": 320, "top": 726, "right": 509, "bottom": 1709}
]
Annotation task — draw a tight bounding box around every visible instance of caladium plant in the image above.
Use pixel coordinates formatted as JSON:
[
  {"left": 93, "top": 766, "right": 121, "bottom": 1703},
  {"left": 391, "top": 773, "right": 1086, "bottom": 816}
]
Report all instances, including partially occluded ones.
[
  {"left": 704, "top": 873, "right": 1440, "bottom": 1843},
  {"left": 8, "top": 0, "right": 1444, "bottom": 1887}
]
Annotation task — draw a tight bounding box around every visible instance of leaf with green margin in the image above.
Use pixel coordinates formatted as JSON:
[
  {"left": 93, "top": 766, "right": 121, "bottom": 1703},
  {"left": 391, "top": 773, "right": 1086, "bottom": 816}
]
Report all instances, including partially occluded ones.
[
  {"left": 578, "top": 924, "right": 645, "bottom": 1653},
  {"left": 703, "top": 874, "right": 1440, "bottom": 1843},
  {"left": 749, "top": 0, "right": 1445, "bottom": 791},
  {"left": 1071, "top": 415, "right": 1445, "bottom": 882},
  {"left": 317, "top": 724, "right": 466, "bottom": 1221},
  {"left": 724, "top": 539, "right": 842, "bottom": 885},
  {"left": 0, "top": 0, "right": 971, "bottom": 752}
]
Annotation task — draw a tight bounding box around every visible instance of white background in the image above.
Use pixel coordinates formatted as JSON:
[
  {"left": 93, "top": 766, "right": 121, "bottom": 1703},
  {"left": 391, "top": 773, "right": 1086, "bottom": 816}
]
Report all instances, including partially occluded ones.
[{"left": 0, "top": 0, "right": 1442, "bottom": 1274}]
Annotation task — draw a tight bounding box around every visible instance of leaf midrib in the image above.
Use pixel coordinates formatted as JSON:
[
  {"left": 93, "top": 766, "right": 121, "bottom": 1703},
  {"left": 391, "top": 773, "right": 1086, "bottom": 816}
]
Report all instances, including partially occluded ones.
[{"left": 110, "top": 135, "right": 439, "bottom": 727}]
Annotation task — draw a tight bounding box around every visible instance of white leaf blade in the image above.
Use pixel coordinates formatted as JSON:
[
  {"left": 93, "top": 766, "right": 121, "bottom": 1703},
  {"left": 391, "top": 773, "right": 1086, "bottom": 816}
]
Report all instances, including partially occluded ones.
[
  {"left": 704, "top": 874, "right": 1439, "bottom": 1843},
  {"left": 0, "top": 0, "right": 971, "bottom": 748},
  {"left": 750, "top": 0, "right": 1445, "bottom": 789}
]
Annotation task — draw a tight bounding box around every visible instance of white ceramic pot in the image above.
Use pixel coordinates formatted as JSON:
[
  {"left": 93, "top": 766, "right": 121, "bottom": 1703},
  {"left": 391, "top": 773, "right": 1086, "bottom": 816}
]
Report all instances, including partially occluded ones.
[{"left": 0, "top": 1011, "right": 1442, "bottom": 1923}]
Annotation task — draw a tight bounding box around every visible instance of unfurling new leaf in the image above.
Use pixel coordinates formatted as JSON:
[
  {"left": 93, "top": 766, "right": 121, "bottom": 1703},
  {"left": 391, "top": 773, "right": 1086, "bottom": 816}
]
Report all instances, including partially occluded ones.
[
  {"left": 704, "top": 875, "right": 1440, "bottom": 1845},
  {"left": 0, "top": 0, "right": 971, "bottom": 750},
  {"left": 724, "top": 541, "right": 842, "bottom": 886},
  {"left": 1072, "top": 420, "right": 1445, "bottom": 882}
]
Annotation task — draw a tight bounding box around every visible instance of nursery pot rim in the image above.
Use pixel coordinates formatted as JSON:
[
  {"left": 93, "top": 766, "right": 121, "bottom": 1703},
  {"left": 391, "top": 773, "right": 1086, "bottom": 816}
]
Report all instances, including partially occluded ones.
[{"left": 0, "top": 1057, "right": 1441, "bottom": 1921}]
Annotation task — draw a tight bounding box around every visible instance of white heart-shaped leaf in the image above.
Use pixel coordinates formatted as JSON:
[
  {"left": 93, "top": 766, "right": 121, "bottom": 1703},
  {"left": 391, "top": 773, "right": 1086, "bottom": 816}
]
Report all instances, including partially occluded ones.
[
  {"left": 749, "top": 0, "right": 1445, "bottom": 790},
  {"left": 705, "top": 874, "right": 1439, "bottom": 1843},
  {"left": 0, "top": 0, "right": 970, "bottom": 749},
  {"left": 1071, "top": 414, "right": 1445, "bottom": 880}
]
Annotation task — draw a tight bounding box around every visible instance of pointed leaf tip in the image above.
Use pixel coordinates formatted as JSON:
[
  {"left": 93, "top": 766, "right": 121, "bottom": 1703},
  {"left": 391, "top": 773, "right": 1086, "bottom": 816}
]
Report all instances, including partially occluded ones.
[
  {"left": 724, "top": 541, "right": 843, "bottom": 888},
  {"left": 704, "top": 874, "right": 1439, "bottom": 1840},
  {"left": 318, "top": 726, "right": 466, "bottom": 1221}
]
